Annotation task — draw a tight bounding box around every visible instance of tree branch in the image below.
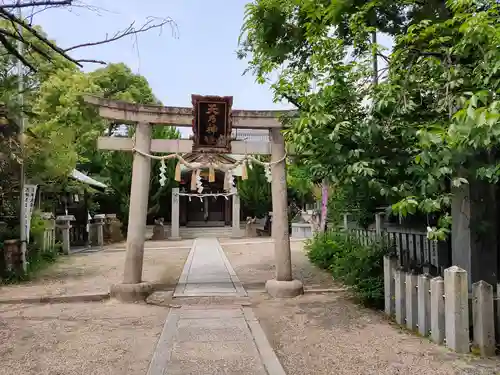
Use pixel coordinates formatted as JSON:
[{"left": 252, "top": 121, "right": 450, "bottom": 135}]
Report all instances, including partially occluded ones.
[
  {"left": 0, "top": 32, "right": 34, "bottom": 70},
  {"left": 0, "top": 5, "right": 177, "bottom": 70},
  {"left": 64, "top": 17, "right": 177, "bottom": 52},
  {"left": 76, "top": 58, "right": 106, "bottom": 64},
  {"left": 377, "top": 52, "right": 390, "bottom": 64},
  {"left": 0, "top": 1, "right": 72, "bottom": 9},
  {"left": 281, "top": 93, "right": 303, "bottom": 110},
  {"left": 0, "top": 7, "right": 83, "bottom": 67}
]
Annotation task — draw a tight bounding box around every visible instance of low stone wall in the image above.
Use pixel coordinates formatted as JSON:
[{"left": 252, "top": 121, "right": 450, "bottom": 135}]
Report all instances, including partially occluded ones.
[{"left": 291, "top": 223, "right": 314, "bottom": 239}]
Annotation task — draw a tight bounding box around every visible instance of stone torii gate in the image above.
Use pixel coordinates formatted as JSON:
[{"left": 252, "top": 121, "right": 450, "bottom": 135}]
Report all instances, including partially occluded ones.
[{"left": 84, "top": 95, "right": 303, "bottom": 301}]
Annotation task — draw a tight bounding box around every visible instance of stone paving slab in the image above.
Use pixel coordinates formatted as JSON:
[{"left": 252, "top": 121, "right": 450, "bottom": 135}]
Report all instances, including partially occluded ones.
[
  {"left": 174, "top": 238, "right": 246, "bottom": 297},
  {"left": 147, "top": 306, "right": 285, "bottom": 375}
]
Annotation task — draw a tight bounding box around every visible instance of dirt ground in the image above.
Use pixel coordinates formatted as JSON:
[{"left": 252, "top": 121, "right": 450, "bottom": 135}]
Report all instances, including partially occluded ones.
[
  {"left": 251, "top": 292, "right": 500, "bottom": 375},
  {"left": 0, "top": 301, "right": 168, "bottom": 375},
  {"left": 221, "top": 239, "right": 340, "bottom": 290},
  {"left": 2, "top": 237, "right": 500, "bottom": 374},
  {"left": 223, "top": 239, "right": 500, "bottom": 375},
  {"left": 0, "top": 240, "right": 192, "bottom": 300}
]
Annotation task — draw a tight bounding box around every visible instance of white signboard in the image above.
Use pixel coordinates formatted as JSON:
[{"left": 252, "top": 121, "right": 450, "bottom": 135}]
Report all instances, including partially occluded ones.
[{"left": 23, "top": 184, "right": 38, "bottom": 243}]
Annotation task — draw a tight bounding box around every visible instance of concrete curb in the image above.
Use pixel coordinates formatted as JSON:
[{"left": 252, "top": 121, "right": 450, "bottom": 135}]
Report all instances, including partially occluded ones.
[
  {"left": 304, "top": 287, "right": 348, "bottom": 294},
  {"left": 0, "top": 292, "right": 110, "bottom": 305},
  {"left": 243, "top": 307, "right": 287, "bottom": 375},
  {"left": 246, "top": 287, "right": 348, "bottom": 295}
]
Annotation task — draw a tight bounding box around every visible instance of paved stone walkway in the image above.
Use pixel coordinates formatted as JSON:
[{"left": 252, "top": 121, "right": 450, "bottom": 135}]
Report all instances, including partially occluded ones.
[
  {"left": 173, "top": 238, "right": 247, "bottom": 297},
  {"left": 149, "top": 238, "right": 285, "bottom": 375}
]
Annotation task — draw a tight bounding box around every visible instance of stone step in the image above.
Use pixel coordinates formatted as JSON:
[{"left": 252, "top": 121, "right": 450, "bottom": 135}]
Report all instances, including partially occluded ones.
[
  {"left": 147, "top": 225, "right": 246, "bottom": 239},
  {"left": 172, "top": 296, "right": 252, "bottom": 306}
]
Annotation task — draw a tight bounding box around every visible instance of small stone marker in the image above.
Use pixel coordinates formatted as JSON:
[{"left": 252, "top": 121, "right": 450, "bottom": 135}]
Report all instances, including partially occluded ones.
[
  {"left": 383, "top": 256, "right": 396, "bottom": 317},
  {"left": 472, "top": 280, "right": 495, "bottom": 356},
  {"left": 417, "top": 274, "right": 431, "bottom": 337},
  {"left": 151, "top": 217, "right": 166, "bottom": 240},
  {"left": 430, "top": 276, "right": 445, "bottom": 345},
  {"left": 406, "top": 273, "right": 418, "bottom": 331},
  {"left": 394, "top": 270, "right": 406, "bottom": 325},
  {"left": 444, "top": 266, "right": 470, "bottom": 353}
]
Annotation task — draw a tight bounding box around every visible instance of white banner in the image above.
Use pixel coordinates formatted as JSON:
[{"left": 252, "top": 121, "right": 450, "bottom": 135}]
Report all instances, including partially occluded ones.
[{"left": 23, "top": 184, "right": 38, "bottom": 243}]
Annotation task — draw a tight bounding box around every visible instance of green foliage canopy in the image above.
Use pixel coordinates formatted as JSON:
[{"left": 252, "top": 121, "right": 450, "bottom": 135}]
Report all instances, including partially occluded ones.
[{"left": 239, "top": 0, "right": 500, "bottom": 237}]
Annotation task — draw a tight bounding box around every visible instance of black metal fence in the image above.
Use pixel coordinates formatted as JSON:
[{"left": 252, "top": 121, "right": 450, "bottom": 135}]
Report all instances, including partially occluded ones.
[{"left": 349, "top": 227, "right": 452, "bottom": 277}]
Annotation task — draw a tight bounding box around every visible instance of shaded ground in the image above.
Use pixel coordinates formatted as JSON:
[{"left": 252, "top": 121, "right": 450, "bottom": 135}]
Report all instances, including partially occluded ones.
[
  {"left": 0, "top": 301, "right": 168, "bottom": 375},
  {"left": 0, "top": 240, "right": 192, "bottom": 299},
  {"left": 223, "top": 239, "right": 500, "bottom": 375},
  {"left": 222, "top": 239, "right": 340, "bottom": 290}
]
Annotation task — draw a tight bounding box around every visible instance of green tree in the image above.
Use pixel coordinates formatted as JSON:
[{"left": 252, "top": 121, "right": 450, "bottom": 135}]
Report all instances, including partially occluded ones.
[
  {"left": 240, "top": 0, "right": 500, "bottom": 238},
  {"left": 30, "top": 62, "right": 180, "bottom": 223},
  {"left": 238, "top": 162, "right": 272, "bottom": 218}
]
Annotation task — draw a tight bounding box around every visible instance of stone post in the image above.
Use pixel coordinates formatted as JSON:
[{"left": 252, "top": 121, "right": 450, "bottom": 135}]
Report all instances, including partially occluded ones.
[
  {"left": 106, "top": 214, "right": 124, "bottom": 243},
  {"left": 245, "top": 217, "right": 258, "bottom": 238},
  {"left": 375, "top": 212, "right": 384, "bottom": 236},
  {"left": 383, "top": 256, "right": 396, "bottom": 317},
  {"left": 343, "top": 213, "right": 349, "bottom": 231},
  {"left": 497, "top": 284, "right": 500, "bottom": 348},
  {"left": 417, "top": 274, "right": 431, "bottom": 337},
  {"left": 93, "top": 214, "right": 105, "bottom": 247},
  {"left": 406, "top": 273, "right": 418, "bottom": 331},
  {"left": 451, "top": 181, "right": 498, "bottom": 290},
  {"left": 472, "top": 280, "right": 495, "bottom": 357},
  {"left": 111, "top": 122, "right": 154, "bottom": 302},
  {"left": 41, "top": 212, "right": 55, "bottom": 252},
  {"left": 265, "top": 128, "right": 303, "bottom": 298},
  {"left": 3, "top": 239, "right": 22, "bottom": 273},
  {"left": 231, "top": 191, "right": 242, "bottom": 238},
  {"left": 394, "top": 270, "right": 406, "bottom": 325},
  {"left": 170, "top": 188, "right": 181, "bottom": 240},
  {"left": 56, "top": 215, "right": 75, "bottom": 255},
  {"left": 151, "top": 218, "right": 166, "bottom": 241},
  {"left": 430, "top": 276, "right": 445, "bottom": 345},
  {"left": 444, "top": 266, "right": 470, "bottom": 353}
]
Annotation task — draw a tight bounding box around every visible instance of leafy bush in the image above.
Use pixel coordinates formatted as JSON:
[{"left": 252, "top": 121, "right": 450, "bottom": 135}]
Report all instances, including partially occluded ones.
[
  {"left": 29, "top": 210, "right": 46, "bottom": 246},
  {"left": 306, "top": 230, "right": 391, "bottom": 309},
  {"left": 306, "top": 231, "right": 347, "bottom": 269}
]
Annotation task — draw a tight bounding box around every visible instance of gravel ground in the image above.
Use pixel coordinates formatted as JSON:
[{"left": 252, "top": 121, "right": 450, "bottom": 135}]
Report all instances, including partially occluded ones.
[
  {"left": 0, "top": 240, "right": 191, "bottom": 299},
  {"left": 222, "top": 239, "right": 340, "bottom": 290},
  {"left": 0, "top": 301, "right": 168, "bottom": 375},
  {"left": 251, "top": 292, "right": 500, "bottom": 375},
  {"left": 222, "top": 239, "right": 500, "bottom": 374}
]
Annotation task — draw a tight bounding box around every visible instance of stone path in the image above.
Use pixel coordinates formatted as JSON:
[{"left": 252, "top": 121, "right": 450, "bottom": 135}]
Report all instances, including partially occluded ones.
[
  {"left": 173, "top": 238, "right": 247, "bottom": 297},
  {"left": 150, "top": 237, "right": 285, "bottom": 375}
]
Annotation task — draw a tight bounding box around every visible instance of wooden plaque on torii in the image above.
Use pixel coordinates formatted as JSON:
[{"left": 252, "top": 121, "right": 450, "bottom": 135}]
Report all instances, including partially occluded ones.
[{"left": 191, "top": 94, "right": 233, "bottom": 153}]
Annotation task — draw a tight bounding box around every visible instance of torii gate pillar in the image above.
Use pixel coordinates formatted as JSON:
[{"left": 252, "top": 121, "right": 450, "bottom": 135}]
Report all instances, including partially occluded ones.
[
  {"left": 265, "top": 128, "right": 304, "bottom": 297},
  {"left": 110, "top": 122, "right": 154, "bottom": 301}
]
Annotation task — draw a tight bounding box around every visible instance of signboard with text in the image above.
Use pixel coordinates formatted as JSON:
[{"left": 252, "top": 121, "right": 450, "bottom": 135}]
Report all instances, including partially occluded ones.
[{"left": 191, "top": 95, "right": 233, "bottom": 153}]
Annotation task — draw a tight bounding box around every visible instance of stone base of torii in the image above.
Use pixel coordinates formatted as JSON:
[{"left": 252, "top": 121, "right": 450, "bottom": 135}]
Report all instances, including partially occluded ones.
[{"left": 84, "top": 95, "right": 304, "bottom": 301}]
